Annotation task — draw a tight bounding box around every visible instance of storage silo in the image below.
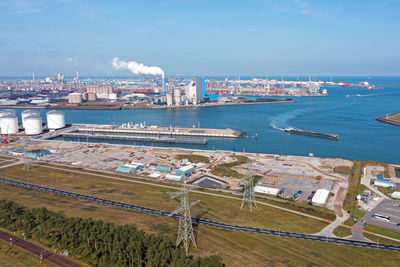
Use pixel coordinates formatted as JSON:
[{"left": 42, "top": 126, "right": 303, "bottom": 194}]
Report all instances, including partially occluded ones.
[
  {"left": 0, "top": 109, "right": 17, "bottom": 118},
  {"left": 174, "top": 88, "right": 181, "bottom": 106},
  {"left": 68, "top": 93, "right": 82, "bottom": 104},
  {"left": 24, "top": 115, "right": 43, "bottom": 135},
  {"left": 87, "top": 92, "right": 97, "bottom": 101},
  {"left": 46, "top": 110, "right": 65, "bottom": 129},
  {"left": 21, "top": 110, "right": 40, "bottom": 129},
  {"left": 0, "top": 114, "right": 18, "bottom": 134}
]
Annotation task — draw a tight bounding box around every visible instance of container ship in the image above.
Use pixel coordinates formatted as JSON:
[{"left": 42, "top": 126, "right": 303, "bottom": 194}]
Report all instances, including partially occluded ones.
[{"left": 284, "top": 127, "right": 339, "bottom": 140}]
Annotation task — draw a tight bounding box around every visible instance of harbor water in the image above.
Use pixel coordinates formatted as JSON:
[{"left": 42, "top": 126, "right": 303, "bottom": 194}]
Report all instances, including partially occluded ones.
[{"left": 6, "top": 76, "right": 400, "bottom": 164}]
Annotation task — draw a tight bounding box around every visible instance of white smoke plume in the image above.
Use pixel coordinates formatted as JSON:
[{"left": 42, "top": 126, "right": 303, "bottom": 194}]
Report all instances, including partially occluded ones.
[{"left": 112, "top": 57, "right": 164, "bottom": 77}]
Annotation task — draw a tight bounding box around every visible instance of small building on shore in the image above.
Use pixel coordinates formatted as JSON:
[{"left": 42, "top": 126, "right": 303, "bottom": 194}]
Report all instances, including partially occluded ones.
[{"left": 25, "top": 149, "right": 51, "bottom": 158}]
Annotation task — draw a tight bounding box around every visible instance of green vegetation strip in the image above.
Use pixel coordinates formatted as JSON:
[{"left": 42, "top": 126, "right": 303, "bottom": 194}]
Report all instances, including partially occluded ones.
[
  {"left": 1, "top": 184, "right": 400, "bottom": 266},
  {"left": 342, "top": 161, "right": 365, "bottom": 225},
  {"left": 0, "top": 200, "right": 222, "bottom": 267},
  {"left": 212, "top": 155, "right": 248, "bottom": 178},
  {"left": 175, "top": 154, "right": 210, "bottom": 163}
]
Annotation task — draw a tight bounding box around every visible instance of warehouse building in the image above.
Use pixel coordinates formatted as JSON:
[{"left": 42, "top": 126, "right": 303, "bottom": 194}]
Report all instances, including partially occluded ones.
[
  {"left": 253, "top": 185, "right": 280, "bottom": 196},
  {"left": 176, "top": 165, "right": 195, "bottom": 175},
  {"left": 312, "top": 189, "right": 330, "bottom": 204},
  {"left": 116, "top": 166, "right": 132, "bottom": 173},
  {"left": 156, "top": 165, "right": 172, "bottom": 172},
  {"left": 124, "top": 162, "right": 144, "bottom": 171},
  {"left": 374, "top": 180, "right": 396, "bottom": 189},
  {"left": 165, "top": 174, "right": 185, "bottom": 182},
  {"left": 24, "top": 149, "right": 51, "bottom": 158}
]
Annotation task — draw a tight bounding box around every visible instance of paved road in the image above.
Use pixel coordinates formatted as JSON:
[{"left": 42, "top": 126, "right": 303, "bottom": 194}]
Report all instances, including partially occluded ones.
[
  {"left": 361, "top": 175, "right": 388, "bottom": 199},
  {"left": 1, "top": 177, "right": 400, "bottom": 252},
  {"left": 0, "top": 230, "right": 80, "bottom": 267}
]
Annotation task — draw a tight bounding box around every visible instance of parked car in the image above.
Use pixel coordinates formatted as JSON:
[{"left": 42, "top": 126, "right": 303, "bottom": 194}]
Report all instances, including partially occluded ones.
[
  {"left": 279, "top": 188, "right": 286, "bottom": 195},
  {"left": 297, "top": 190, "right": 303, "bottom": 195},
  {"left": 307, "top": 195, "right": 313, "bottom": 201},
  {"left": 293, "top": 194, "right": 299, "bottom": 201}
]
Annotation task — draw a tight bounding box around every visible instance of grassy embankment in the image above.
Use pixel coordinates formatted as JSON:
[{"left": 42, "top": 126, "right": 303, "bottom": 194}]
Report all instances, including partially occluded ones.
[
  {"left": 0, "top": 163, "right": 327, "bottom": 234},
  {"left": 211, "top": 155, "right": 248, "bottom": 178},
  {"left": 36, "top": 161, "right": 337, "bottom": 220},
  {"left": 363, "top": 225, "right": 400, "bottom": 246},
  {"left": 333, "top": 161, "right": 367, "bottom": 237},
  {"left": 1, "top": 182, "right": 400, "bottom": 267},
  {"left": 0, "top": 240, "right": 53, "bottom": 267},
  {"left": 175, "top": 154, "right": 210, "bottom": 163}
]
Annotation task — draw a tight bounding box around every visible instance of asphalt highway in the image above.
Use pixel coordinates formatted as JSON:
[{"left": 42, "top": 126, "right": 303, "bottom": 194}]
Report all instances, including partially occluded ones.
[{"left": 1, "top": 177, "right": 399, "bottom": 253}]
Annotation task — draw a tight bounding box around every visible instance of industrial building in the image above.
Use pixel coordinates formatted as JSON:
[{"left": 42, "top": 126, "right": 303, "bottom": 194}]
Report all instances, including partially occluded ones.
[
  {"left": 25, "top": 149, "right": 51, "bottom": 158},
  {"left": 253, "top": 185, "right": 280, "bottom": 196},
  {"left": 176, "top": 165, "right": 195, "bottom": 175},
  {"left": 116, "top": 166, "right": 132, "bottom": 173},
  {"left": 165, "top": 174, "right": 185, "bottom": 182},
  {"left": 186, "top": 77, "right": 204, "bottom": 105},
  {"left": 311, "top": 189, "right": 330, "bottom": 204},
  {"left": 374, "top": 180, "right": 396, "bottom": 189},
  {"left": 156, "top": 165, "right": 173, "bottom": 172},
  {"left": 123, "top": 162, "right": 144, "bottom": 171}
]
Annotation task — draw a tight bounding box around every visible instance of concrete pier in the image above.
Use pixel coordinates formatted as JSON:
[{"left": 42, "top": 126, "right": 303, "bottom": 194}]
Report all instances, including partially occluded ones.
[
  {"left": 76, "top": 124, "right": 243, "bottom": 138},
  {"left": 61, "top": 132, "right": 208, "bottom": 145}
]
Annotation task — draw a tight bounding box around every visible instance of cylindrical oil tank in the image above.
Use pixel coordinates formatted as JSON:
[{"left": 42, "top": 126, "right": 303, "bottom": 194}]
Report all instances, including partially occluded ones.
[
  {"left": 24, "top": 115, "right": 43, "bottom": 135},
  {"left": 0, "top": 115, "right": 18, "bottom": 134},
  {"left": 68, "top": 93, "right": 82, "bottom": 104},
  {"left": 21, "top": 109, "right": 40, "bottom": 129},
  {"left": 46, "top": 110, "right": 65, "bottom": 129},
  {"left": 0, "top": 109, "right": 17, "bottom": 118},
  {"left": 87, "top": 92, "right": 97, "bottom": 101}
]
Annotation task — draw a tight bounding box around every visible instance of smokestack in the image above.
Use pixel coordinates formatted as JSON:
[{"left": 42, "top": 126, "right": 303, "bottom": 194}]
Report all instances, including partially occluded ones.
[{"left": 162, "top": 74, "right": 165, "bottom": 95}]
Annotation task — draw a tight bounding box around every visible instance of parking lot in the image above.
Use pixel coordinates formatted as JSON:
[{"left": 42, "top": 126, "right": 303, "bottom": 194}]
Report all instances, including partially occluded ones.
[{"left": 362, "top": 199, "right": 400, "bottom": 230}]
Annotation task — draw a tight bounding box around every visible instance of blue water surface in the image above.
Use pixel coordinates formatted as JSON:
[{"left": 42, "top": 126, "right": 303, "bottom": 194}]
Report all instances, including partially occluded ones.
[{"left": 6, "top": 76, "right": 400, "bottom": 164}]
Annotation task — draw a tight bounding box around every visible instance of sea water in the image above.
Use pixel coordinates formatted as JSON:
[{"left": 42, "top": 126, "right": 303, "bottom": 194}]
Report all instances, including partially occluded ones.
[{"left": 6, "top": 76, "right": 400, "bottom": 164}]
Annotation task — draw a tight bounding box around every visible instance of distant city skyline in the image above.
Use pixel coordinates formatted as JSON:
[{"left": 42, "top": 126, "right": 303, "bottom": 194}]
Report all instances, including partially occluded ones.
[{"left": 0, "top": 0, "right": 399, "bottom": 76}]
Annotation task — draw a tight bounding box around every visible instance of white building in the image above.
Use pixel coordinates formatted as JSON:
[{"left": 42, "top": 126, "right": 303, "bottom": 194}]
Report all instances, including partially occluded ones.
[
  {"left": 312, "top": 189, "right": 330, "bottom": 204},
  {"left": 374, "top": 180, "right": 396, "bottom": 189},
  {"left": 253, "top": 185, "right": 279, "bottom": 196}
]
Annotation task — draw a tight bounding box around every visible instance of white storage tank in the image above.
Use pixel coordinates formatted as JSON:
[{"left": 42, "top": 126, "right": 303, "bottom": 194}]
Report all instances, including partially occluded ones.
[
  {"left": 0, "top": 114, "right": 18, "bottom": 134},
  {"left": 21, "top": 110, "right": 40, "bottom": 129},
  {"left": 0, "top": 109, "right": 17, "bottom": 118},
  {"left": 46, "top": 110, "right": 65, "bottom": 129},
  {"left": 24, "top": 115, "right": 43, "bottom": 135}
]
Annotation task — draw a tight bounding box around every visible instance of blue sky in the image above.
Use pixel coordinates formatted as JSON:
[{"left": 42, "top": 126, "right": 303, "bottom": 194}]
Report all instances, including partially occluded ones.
[{"left": 0, "top": 0, "right": 399, "bottom": 76}]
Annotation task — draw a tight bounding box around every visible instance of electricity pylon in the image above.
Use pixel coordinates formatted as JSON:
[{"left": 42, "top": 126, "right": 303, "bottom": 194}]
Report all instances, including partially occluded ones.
[
  {"left": 168, "top": 184, "right": 200, "bottom": 254},
  {"left": 241, "top": 161, "right": 257, "bottom": 212},
  {"left": 22, "top": 157, "right": 31, "bottom": 172}
]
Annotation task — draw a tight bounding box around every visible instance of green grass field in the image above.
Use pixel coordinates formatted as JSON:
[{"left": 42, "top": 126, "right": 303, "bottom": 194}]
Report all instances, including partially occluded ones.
[
  {"left": 0, "top": 163, "right": 327, "bottom": 234},
  {"left": 1, "top": 184, "right": 400, "bottom": 267},
  {"left": 333, "top": 226, "right": 352, "bottom": 238}
]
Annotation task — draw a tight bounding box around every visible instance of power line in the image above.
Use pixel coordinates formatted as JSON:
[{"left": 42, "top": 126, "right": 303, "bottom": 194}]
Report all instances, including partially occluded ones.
[{"left": 168, "top": 183, "right": 200, "bottom": 254}]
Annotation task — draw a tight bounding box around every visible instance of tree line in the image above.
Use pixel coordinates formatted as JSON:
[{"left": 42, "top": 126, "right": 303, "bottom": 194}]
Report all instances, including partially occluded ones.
[{"left": 0, "top": 199, "right": 223, "bottom": 266}]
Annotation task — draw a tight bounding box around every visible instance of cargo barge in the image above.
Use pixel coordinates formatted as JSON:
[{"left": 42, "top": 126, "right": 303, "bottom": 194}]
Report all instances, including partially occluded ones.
[{"left": 284, "top": 128, "right": 339, "bottom": 140}]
